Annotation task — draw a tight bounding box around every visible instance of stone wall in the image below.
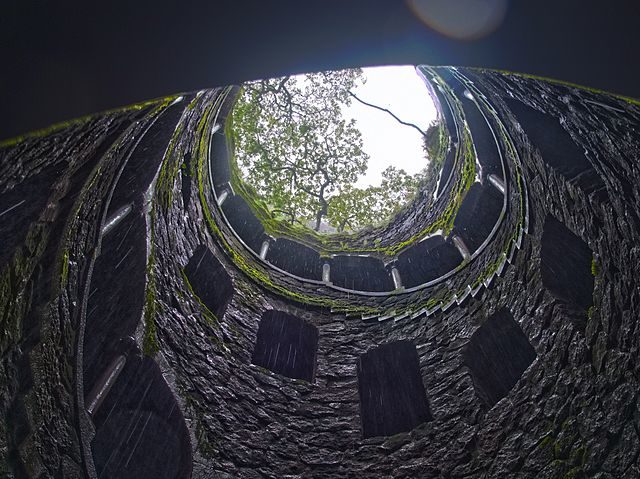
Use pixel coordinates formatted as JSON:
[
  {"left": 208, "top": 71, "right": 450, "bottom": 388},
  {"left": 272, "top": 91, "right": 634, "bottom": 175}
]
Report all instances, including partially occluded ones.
[{"left": 1, "top": 68, "right": 639, "bottom": 478}]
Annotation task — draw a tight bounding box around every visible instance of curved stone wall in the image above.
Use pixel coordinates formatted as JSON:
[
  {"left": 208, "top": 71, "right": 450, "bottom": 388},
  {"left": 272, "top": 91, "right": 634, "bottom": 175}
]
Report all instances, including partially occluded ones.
[
  {"left": 210, "top": 68, "right": 514, "bottom": 297},
  {"left": 1, "top": 68, "right": 640, "bottom": 479}
]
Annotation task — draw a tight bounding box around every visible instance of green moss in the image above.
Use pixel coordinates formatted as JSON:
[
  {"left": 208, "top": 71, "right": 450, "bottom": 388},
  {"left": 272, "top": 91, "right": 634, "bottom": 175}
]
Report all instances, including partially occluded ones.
[
  {"left": 155, "top": 97, "right": 199, "bottom": 210},
  {"left": 569, "top": 446, "right": 588, "bottom": 467},
  {"left": 471, "top": 251, "right": 506, "bottom": 289},
  {"left": 60, "top": 250, "right": 69, "bottom": 288},
  {"left": 591, "top": 256, "right": 599, "bottom": 276},
  {"left": 560, "top": 417, "right": 573, "bottom": 430},
  {"left": 463, "top": 80, "right": 531, "bottom": 295},
  {"left": 143, "top": 214, "right": 160, "bottom": 356},
  {"left": 183, "top": 393, "right": 218, "bottom": 458},
  {"left": 554, "top": 441, "right": 565, "bottom": 459},
  {"left": 563, "top": 467, "right": 581, "bottom": 479},
  {"left": 180, "top": 269, "right": 219, "bottom": 325},
  {"left": 224, "top": 82, "right": 475, "bottom": 258},
  {"left": 539, "top": 421, "right": 581, "bottom": 462},
  {"left": 195, "top": 90, "right": 380, "bottom": 315},
  {"left": 539, "top": 435, "right": 554, "bottom": 449},
  {"left": 195, "top": 83, "right": 527, "bottom": 321},
  {"left": 143, "top": 282, "right": 159, "bottom": 356},
  {"left": 380, "top": 128, "right": 476, "bottom": 256},
  {"left": 141, "top": 95, "right": 192, "bottom": 353},
  {"left": 195, "top": 421, "right": 217, "bottom": 458},
  {"left": 0, "top": 95, "right": 180, "bottom": 149},
  {"left": 0, "top": 116, "right": 98, "bottom": 149}
]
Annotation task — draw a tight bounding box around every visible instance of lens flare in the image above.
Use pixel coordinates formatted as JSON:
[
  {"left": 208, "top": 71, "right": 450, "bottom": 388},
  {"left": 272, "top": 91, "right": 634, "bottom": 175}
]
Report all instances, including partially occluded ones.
[{"left": 406, "top": 0, "right": 508, "bottom": 40}]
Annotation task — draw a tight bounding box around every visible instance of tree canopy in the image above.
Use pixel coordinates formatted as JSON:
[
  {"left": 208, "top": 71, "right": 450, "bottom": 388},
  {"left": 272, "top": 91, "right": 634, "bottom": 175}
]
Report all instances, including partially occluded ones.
[
  {"left": 229, "top": 68, "right": 433, "bottom": 233},
  {"left": 328, "top": 166, "right": 426, "bottom": 232}
]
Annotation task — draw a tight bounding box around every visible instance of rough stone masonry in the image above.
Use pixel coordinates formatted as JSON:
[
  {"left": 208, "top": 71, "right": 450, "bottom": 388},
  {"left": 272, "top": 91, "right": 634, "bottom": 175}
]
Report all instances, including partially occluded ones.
[{"left": 1, "top": 67, "right": 639, "bottom": 478}]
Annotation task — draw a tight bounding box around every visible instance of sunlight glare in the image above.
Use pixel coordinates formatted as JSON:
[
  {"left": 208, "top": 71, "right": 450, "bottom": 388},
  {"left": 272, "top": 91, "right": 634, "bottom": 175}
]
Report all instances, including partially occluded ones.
[{"left": 343, "top": 65, "right": 438, "bottom": 188}]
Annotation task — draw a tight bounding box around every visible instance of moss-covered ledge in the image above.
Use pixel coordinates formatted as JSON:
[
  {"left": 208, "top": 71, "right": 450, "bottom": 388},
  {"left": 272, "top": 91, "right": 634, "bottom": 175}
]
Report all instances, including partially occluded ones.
[
  {"left": 219, "top": 71, "right": 476, "bottom": 260},
  {"left": 191, "top": 73, "right": 526, "bottom": 320}
]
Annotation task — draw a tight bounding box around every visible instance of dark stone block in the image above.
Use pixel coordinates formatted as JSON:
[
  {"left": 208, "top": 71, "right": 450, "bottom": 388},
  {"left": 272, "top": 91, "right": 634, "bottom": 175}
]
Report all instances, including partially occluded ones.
[
  {"left": 432, "top": 83, "right": 458, "bottom": 143},
  {"left": 183, "top": 245, "right": 233, "bottom": 319},
  {"left": 83, "top": 213, "right": 147, "bottom": 397},
  {"left": 330, "top": 255, "right": 394, "bottom": 292},
  {"left": 436, "top": 148, "right": 456, "bottom": 197},
  {"left": 251, "top": 310, "right": 318, "bottom": 382},
  {"left": 267, "top": 238, "right": 323, "bottom": 280},
  {"left": 221, "top": 195, "right": 265, "bottom": 252},
  {"left": 210, "top": 128, "right": 231, "bottom": 191},
  {"left": 540, "top": 215, "right": 594, "bottom": 311},
  {"left": 505, "top": 98, "right": 607, "bottom": 198},
  {"left": 396, "top": 235, "right": 462, "bottom": 288},
  {"left": 357, "top": 340, "right": 432, "bottom": 438},
  {"left": 463, "top": 308, "right": 536, "bottom": 408},
  {"left": 460, "top": 92, "right": 502, "bottom": 178},
  {"left": 92, "top": 357, "right": 192, "bottom": 479},
  {"left": 453, "top": 183, "right": 503, "bottom": 252},
  {"left": 107, "top": 97, "right": 188, "bottom": 214},
  {"left": 6, "top": 398, "right": 30, "bottom": 447}
]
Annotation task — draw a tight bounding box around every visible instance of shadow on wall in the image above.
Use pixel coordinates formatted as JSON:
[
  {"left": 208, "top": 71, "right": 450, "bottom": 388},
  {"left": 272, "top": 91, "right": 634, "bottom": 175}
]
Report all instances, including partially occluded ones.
[
  {"left": 396, "top": 235, "right": 463, "bottom": 288},
  {"left": 183, "top": 245, "right": 234, "bottom": 320},
  {"left": 357, "top": 340, "right": 432, "bottom": 438},
  {"left": 330, "top": 255, "right": 395, "bottom": 292},
  {"left": 540, "top": 215, "right": 594, "bottom": 313},
  {"left": 505, "top": 98, "right": 607, "bottom": 200},
  {"left": 453, "top": 182, "right": 503, "bottom": 253},
  {"left": 92, "top": 356, "right": 192, "bottom": 479},
  {"left": 267, "top": 237, "right": 324, "bottom": 281},
  {"left": 463, "top": 307, "right": 537, "bottom": 408},
  {"left": 251, "top": 310, "right": 319, "bottom": 382}
]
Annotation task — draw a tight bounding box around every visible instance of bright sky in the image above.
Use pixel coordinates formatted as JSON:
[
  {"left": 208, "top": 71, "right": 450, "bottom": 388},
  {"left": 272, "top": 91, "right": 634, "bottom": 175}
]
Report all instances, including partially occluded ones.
[{"left": 343, "top": 65, "right": 438, "bottom": 188}]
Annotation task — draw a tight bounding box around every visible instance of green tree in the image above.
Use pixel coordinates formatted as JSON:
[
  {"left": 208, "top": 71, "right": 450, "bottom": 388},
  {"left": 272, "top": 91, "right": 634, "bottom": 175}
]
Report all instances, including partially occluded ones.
[
  {"left": 422, "top": 120, "right": 446, "bottom": 167},
  {"left": 327, "top": 186, "right": 379, "bottom": 232},
  {"left": 328, "top": 166, "right": 426, "bottom": 232},
  {"left": 230, "top": 68, "right": 437, "bottom": 233},
  {"left": 230, "top": 69, "right": 369, "bottom": 231}
]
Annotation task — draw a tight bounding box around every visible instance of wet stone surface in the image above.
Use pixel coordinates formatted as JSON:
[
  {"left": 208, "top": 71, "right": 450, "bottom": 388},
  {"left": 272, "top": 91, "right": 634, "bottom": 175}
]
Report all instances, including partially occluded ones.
[
  {"left": 396, "top": 235, "right": 462, "bottom": 289},
  {"left": 540, "top": 214, "right": 594, "bottom": 312},
  {"left": 183, "top": 245, "right": 233, "bottom": 320},
  {"left": 251, "top": 310, "right": 319, "bottom": 382},
  {"left": 357, "top": 340, "right": 432, "bottom": 438},
  {"left": 1, "top": 70, "right": 640, "bottom": 479},
  {"left": 453, "top": 182, "right": 504, "bottom": 253},
  {"left": 329, "top": 255, "right": 394, "bottom": 292},
  {"left": 463, "top": 307, "right": 537, "bottom": 408},
  {"left": 266, "top": 238, "right": 324, "bottom": 281}
]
